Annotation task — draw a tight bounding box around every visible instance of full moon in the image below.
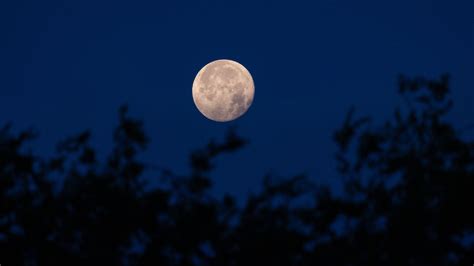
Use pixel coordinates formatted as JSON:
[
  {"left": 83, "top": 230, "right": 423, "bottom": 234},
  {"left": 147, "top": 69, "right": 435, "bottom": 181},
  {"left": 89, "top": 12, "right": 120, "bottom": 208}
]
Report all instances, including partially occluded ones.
[{"left": 192, "top": 59, "right": 255, "bottom": 122}]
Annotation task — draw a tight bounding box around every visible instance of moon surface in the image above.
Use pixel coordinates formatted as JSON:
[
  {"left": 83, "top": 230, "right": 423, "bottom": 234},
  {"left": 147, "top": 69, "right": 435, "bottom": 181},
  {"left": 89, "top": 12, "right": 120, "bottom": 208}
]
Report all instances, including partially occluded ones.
[{"left": 192, "top": 59, "right": 255, "bottom": 122}]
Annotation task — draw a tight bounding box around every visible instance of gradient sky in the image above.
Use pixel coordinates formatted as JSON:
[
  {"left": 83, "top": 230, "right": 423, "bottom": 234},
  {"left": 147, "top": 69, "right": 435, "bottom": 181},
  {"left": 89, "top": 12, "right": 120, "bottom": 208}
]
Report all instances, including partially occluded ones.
[{"left": 1, "top": 0, "right": 473, "bottom": 198}]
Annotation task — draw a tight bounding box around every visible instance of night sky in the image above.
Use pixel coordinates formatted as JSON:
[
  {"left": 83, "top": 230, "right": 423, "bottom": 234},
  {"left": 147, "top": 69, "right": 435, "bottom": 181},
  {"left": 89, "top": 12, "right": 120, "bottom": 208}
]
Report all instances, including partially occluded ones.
[{"left": 1, "top": 0, "right": 473, "bottom": 198}]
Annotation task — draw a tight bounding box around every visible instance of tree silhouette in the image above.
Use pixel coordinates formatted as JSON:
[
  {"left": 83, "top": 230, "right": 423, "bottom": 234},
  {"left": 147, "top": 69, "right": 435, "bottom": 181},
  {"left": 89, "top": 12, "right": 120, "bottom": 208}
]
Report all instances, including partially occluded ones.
[
  {"left": 327, "top": 74, "right": 474, "bottom": 265},
  {"left": 0, "top": 75, "right": 472, "bottom": 265}
]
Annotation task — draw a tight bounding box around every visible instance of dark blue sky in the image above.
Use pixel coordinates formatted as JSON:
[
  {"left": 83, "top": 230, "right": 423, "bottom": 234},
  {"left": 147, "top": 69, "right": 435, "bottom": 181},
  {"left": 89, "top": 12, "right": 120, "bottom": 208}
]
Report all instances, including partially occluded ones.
[{"left": 1, "top": 0, "right": 473, "bottom": 197}]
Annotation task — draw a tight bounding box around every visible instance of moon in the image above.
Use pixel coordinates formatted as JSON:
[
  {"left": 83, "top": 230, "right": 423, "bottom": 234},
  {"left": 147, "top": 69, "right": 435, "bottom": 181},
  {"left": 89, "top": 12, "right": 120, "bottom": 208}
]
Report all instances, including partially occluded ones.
[{"left": 192, "top": 59, "right": 255, "bottom": 122}]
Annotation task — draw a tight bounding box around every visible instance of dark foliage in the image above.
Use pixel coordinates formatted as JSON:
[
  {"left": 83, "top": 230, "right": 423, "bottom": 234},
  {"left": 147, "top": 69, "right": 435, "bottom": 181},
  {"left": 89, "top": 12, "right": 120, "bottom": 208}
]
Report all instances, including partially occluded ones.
[{"left": 0, "top": 75, "right": 473, "bottom": 265}]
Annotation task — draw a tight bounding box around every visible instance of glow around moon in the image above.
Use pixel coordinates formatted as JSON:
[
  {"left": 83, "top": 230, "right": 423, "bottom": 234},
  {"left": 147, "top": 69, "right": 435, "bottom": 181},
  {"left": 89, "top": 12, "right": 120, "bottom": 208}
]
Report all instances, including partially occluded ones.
[{"left": 192, "top": 59, "right": 255, "bottom": 122}]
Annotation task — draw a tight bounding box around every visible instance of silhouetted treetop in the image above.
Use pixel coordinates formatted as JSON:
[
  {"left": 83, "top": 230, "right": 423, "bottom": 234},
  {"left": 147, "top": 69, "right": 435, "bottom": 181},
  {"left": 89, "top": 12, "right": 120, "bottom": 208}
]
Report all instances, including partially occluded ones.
[{"left": 1, "top": 75, "right": 473, "bottom": 265}]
